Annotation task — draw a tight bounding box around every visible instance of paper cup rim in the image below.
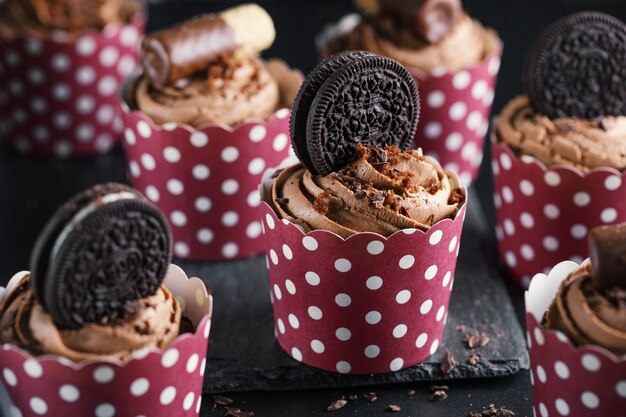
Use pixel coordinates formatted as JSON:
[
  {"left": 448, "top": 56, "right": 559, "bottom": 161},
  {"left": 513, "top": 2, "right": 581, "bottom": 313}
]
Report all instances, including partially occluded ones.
[
  {"left": 490, "top": 121, "right": 626, "bottom": 179},
  {"left": 315, "top": 12, "right": 503, "bottom": 79},
  {"left": 120, "top": 72, "right": 292, "bottom": 135},
  {"left": 0, "top": 11, "right": 146, "bottom": 43},
  {"left": 0, "top": 264, "right": 212, "bottom": 370},
  {"left": 524, "top": 259, "right": 626, "bottom": 362},
  {"left": 259, "top": 166, "right": 468, "bottom": 243}
]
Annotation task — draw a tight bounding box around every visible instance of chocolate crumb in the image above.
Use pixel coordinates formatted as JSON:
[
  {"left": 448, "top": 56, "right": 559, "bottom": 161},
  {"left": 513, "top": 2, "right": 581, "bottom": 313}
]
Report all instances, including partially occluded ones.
[
  {"left": 388, "top": 404, "right": 401, "bottom": 412},
  {"left": 313, "top": 191, "right": 331, "bottom": 215},
  {"left": 449, "top": 187, "right": 465, "bottom": 205},
  {"left": 431, "top": 390, "right": 448, "bottom": 401},
  {"left": 363, "top": 392, "right": 378, "bottom": 403},
  {"left": 440, "top": 349, "right": 456, "bottom": 374},
  {"left": 348, "top": 394, "right": 358, "bottom": 401},
  {"left": 371, "top": 191, "right": 386, "bottom": 209},
  {"left": 214, "top": 395, "right": 235, "bottom": 406},
  {"left": 407, "top": 388, "right": 416, "bottom": 396},
  {"left": 326, "top": 399, "right": 347, "bottom": 411},
  {"left": 464, "top": 332, "right": 490, "bottom": 349},
  {"left": 275, "top": 197, "right": 289, "bottom": 205},
  {"left": 467, "top": 354, "right": 482, "bottom": 365},
  {"left": 224, "top": 408, "right": 255, "bottom": 417},
  {"left": 467, "top": 404, "right": 515, "bottom": 417}
]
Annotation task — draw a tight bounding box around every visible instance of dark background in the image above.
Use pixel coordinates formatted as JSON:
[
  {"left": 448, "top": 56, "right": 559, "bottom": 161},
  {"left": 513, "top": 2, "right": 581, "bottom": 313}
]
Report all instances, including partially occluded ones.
[{"left": 1, "top": 0, "right": 626, "bottom": 416}]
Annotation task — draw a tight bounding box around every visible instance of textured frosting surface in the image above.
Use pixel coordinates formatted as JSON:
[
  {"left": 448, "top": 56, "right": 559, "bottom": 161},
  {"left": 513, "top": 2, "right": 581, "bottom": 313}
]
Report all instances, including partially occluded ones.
[
  {"left": 0, "top": 275, "right": 182, "bottom": 362},
  {"left": 268, "top": 145, "right": 465, "bottom": 237},
  {"left": 327, "top": 14, "right": 499, "bottom": 73},
  {"left": 497, "top": 96, "right": 626, "bottom": 171},
  {"left": 544, "top": 263, "right": 626, "bottom": 356},
  {"left": 134, "top": 55, "right": 281, "bottom": 127}
]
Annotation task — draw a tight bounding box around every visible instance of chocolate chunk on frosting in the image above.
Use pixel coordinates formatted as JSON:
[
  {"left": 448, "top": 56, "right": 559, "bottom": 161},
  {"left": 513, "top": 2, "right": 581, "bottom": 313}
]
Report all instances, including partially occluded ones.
[{"left": 589, "top": 223, "right": 626, "bottom": 289}]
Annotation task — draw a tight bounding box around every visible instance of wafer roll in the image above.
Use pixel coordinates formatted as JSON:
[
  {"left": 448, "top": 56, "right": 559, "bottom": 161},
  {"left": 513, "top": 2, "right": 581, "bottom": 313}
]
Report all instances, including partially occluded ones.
[{"left": 141, "top": 3, "right": 275, "bottom": 87}]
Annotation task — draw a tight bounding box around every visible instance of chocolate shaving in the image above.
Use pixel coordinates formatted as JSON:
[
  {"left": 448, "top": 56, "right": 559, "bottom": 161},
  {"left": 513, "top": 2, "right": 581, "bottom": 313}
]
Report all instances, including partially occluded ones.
[
  {"left": 464, "top": 332, "right": 490, "bottom": 349},
  {"left": 388, "top": 404, "right": 401, "bottom": 412},
  {"left": 214, "top": 395, "right": 235, "bottom": 406},
  {"left": 371, "top": 191, "right": 386, "bottom": 209},
  {"left": 224, "top": 408, "right": 255, "bottom": 417},
  {"left": 467, "top": 353, "right": 482, "bottom": 365},
  {"left": 327, "top": 399, "right": 348, "bottom": 411},
  {"left": 407, "top": 388, "right": 416, "bottom": 396},
  {"left": 440, "top": 349, "right": 456, "bottom": 374},
  {"left": 363, "top": 392, "right": 378, "bottom": 403},
  {"left": 431, "top": 390, "right": 448, "bottom": 401},
  {"left": 468, "top": 404, "right": 515, "bottom": 417}
]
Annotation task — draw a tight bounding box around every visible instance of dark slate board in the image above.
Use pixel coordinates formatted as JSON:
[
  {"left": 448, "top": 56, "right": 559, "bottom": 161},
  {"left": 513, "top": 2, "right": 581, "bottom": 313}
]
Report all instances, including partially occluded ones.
[{"left": 176, "top": 189, "right": 529, "bottom": 393}]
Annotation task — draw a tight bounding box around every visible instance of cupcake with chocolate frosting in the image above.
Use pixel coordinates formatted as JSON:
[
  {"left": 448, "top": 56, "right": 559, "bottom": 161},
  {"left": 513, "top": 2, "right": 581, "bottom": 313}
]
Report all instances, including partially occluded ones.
[
  {"left": 493, "top": 12, "right": 626, "bottom": 288},
  {"left": 525, "top": 223, "right": 626, "bottom": 417},
  {"left": 261, "top": 51, "right": 468, "bottom": 374},
  {"left": 121, "top": 4, "right": 303, "bottom": 261},
  {"left": 317, "top": 0, "right": 502, "bottom": 184}
]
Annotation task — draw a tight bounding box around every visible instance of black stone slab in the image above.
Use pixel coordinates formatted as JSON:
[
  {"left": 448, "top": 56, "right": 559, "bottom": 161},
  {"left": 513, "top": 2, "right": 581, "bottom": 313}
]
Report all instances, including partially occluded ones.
[{"left": 174, "top": 190, "right": 529, "bottom": 394}]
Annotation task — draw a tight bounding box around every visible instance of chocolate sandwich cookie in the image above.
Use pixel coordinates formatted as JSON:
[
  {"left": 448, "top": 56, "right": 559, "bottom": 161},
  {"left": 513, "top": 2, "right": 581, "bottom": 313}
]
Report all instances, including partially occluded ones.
[
  {"left": 524, "top": 12, "right": 626, "bottom": 119},
  {"left": 290, "top": 51, "right": 419, "bottom": 175},
  {"left": 29, "top": 183, "right": 172, "bottom": 329}
]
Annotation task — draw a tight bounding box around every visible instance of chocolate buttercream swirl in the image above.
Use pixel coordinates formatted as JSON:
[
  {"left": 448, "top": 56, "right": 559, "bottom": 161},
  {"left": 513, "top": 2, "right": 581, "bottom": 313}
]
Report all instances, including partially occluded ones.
[
  {"left": 497, "top": 96, "right": 626, "bottom": 171},
  {"left": 544, "top": 263, "right": 626, "bottom": 356},
  {"left": 134, "top": 55, "right": 281, "bottom": 126},
  {"left": 268, "top": 144, "right": 464, "bottom": 237},
  {"left": 327, "top": 13, "right": 499, "bottom": 73},
  {"left": 0, "top": 275, "right": 181, "bottom": 362}
]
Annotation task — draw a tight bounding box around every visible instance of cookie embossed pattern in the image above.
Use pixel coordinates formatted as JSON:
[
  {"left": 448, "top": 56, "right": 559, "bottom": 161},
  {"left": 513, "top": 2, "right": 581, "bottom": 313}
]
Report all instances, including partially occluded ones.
[{"left": 261, "top": 51, "right": 468, "bottom": 374}]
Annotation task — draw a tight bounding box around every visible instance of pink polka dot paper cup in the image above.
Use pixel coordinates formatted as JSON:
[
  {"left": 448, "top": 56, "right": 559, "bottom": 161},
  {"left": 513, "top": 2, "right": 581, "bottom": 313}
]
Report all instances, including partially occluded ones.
[
  {"left": 491, "top": 131, "right": 626, "bottom": 289},
  {"left": 525, "top": 260, "right": 626, "bottom": 417},
  {"left": 0, "top": 12, "right": 145, "bottom": 157},
  {"left": 316, "top": 14, "right": 502, "bottom": 185},
  {"left": 0, "top": 264, "right": 212, "bottom": 417},
  {"left": 259, "top": 173, "right": 468, "bottom": 374},
  {"left": 121, "top": 76, "right": 294, "bottom": 261}
]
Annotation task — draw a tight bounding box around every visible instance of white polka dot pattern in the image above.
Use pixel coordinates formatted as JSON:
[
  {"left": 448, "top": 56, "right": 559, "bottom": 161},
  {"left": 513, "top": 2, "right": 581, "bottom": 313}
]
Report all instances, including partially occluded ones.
[
  {"left": 0, "top": 280, "right": 211, "bottom": 417},
  {"left": 122, "top": 108, "right": 293, "bottom": 260},
  {"left": 0, "top": 18, "right": 143, "bottom": 157},
  {"left": 526, "top": 312, "right": 626, "bottom": 417},
  {"left": 492, "top": 142, "right": 626, "bottom": 288},
  {"left": 262, "top": 201, "right": 467, "bottom": 374},
  {"left": 411, "top": 51, "right": 501, "bottom": 185}
]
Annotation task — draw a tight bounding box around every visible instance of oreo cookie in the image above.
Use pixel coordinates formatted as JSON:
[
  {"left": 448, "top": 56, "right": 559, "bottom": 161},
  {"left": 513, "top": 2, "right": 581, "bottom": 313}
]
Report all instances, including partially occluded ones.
[
  {"left": 524, "top": 12, "right": 626, "bottom": 119},
  {"left": 290, "top": 51, "right": 419, "bottom": 175},
  {"left": 29, "top": 183, "right": 172, "bottom": 329}
]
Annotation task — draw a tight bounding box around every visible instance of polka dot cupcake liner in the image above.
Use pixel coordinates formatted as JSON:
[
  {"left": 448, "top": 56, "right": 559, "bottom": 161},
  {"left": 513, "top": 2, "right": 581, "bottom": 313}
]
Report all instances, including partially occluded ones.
[
  {"left": 0, "top": 14, "right": 145, "bottom": 158},
  {"left": 525, "top": 260, "right": 626, "bottom": 417},
  {"left": 316, "top": 13, "right": 502, "bottom": 185},
  {"left": 491, "top": 131, "right": 626, "bottom": 289},
  {"left": 121, "top": 78, "right": 293, "bottom": 261},
  {"left": 259, "top": 182, "right": 468, "bottom": 374},
  {"left": 0, "top": 265, "right": 212, "bottom": 417}
]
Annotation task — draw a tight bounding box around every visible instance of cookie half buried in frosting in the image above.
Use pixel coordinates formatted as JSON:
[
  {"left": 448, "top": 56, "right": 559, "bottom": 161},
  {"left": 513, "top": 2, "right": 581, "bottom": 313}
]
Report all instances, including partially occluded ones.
[
  {"left": 270, "top": 144, "right": 464, "bottom": 237},
  {"left": 543, "top": 223, "right": 626, "bottom": 356}
]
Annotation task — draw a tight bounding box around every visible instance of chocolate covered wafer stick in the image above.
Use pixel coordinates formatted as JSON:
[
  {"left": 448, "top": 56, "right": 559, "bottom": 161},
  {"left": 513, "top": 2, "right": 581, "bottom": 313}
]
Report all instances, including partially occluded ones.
[{"left": 141, "top": 3, "right": 275, "bottom": 87}]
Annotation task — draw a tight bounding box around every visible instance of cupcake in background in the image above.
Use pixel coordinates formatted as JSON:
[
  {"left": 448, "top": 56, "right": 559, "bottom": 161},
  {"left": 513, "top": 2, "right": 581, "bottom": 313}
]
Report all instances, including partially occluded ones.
[
  {"left": 492, "top": 12, "right": 626, "bottom": 288},
  {"left": 0, "top": 183, "right": 212, "bottom": 417},
  {"left": 0, "top": 0, "right": 145, "bottom": 157},
  {"left": 261, "top": 51, "right": 468, "bottom": 374},
  {"left": 318, "top": 0, "right": 502, "bottom": 185},
  {"left": 121, "top": 3, "right": 303, "bottom": 261},
  {"left": 525, "top": 223, "right": 626, "bottom": 417}
]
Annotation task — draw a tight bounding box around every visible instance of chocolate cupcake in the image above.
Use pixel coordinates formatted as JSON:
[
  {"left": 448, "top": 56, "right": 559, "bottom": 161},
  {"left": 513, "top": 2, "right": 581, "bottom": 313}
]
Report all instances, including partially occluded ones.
[
  {"left": 526, "top": 223, "right": 626, "bottom": 417},
  {"left": 0, "top": 183, "right": 212, "bottom": 416},
  {"left": 121, "top": 3, "right": 303, "bottom": 261},
  {"left": 317, "top": 0, "right": 502, "bottom": 184},
  {"left": 0, "top": 0, "right": 145, "bottom": 157},
  {"left": 261, "top": 51, "right": 468, "bottom": 374},
  {"left": 493, "top": 12, "right": 626, "bottom": 288}
]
